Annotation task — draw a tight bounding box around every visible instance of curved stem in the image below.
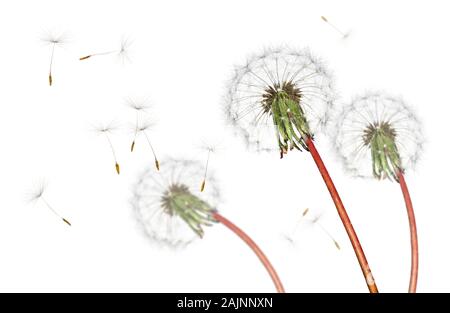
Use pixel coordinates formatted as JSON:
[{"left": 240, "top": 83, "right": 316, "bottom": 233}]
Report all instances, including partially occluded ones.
[
  {"left": 398, "top": 171, "right": 418, "bottom": 293},
  {"left": 212, "top": 212, "right": 285, "bottom": 293},
  {"left": 306, "top": 138, "right": 378, "bottom": 293}
]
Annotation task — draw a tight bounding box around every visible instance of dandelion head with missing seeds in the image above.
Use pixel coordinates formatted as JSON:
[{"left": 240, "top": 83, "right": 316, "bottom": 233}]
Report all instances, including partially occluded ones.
[
  {"left": 334, "top": 92, "right": 424, "bottom": 181},
  {"left": 132, "top": 158, "right": 220, "bottom": 248},
  {"left": 224, "top": 47, "right": 335, "bottom": 158}
]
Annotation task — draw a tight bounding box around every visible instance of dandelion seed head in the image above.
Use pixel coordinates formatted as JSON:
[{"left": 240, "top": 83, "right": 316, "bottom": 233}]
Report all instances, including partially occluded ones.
[
  {"left": 224, "top": 46, "right": 335, "bottom": 155},
  {"left": 334, "top": 92, "right": 424, "bottom": 180},
  {"left": 131, "top": 158, "right": 221, "bottom": 248}
]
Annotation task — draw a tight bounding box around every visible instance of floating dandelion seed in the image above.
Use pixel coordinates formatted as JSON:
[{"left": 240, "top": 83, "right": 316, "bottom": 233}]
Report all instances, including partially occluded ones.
[
  {"left": 126, "top": 98, "right": 149, "bottom": 149},
  {"left": 283, "top": 208, "right": 309, "bottom": 245},
  {"left": 199, "top": 144, "right": 216, "bottom": 192},
  {"left": 132, "top": 158, "right": 285, "bottom": 292},
  {"left": 41, "top": 31, "right": 68, "bottom": 86},
  {"left": 309, "top": 214, "right": 341, "bottom": 251},
  {"left": 126, "top": 98, "right": 160, "bottom": 171},
  {"left": 320, "top": 16, "right": 350, "bottom": 39},
  {"left": 80, "top": 37, "right": 132, "bottom": 63},
  {"left": 134, "top": 121, "right": 160, "bottom": 171},
  {"left": 334, "top": 92, "right": 424, "bottom": 292},
  {"left": 28, "top": 182, "right": 71, "bottom": 226},
  {"left": 224, "top": 47, "right": 378, "bottom": 292},
  {"left": 284, "top": 209, "right": 340, "bottom": 250},
  {"left": 95, "top": 123, "right": 121, "bottom": 175}
]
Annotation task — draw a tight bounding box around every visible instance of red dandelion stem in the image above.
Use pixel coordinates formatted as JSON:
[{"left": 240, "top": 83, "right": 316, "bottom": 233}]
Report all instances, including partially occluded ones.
[
  {"left": 306, "top": 137, "right": 378, "bottom": 293},
  {"left": 398, "top": 171, "right": 418, "bottom": 293},
  {"left": 212, "top": 212, "right": 285, "bottom": 293}
]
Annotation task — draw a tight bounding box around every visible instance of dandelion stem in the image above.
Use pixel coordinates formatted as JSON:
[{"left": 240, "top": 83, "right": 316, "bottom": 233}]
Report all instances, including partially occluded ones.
[
  {"left": 398, "top": 171, "right": 418, "bottom": 293},
  {"left": 306, "top": 137, "right": 378, "bottom": 293},
  {"left": 321, "top": 16, "right": 347, "bottom": 37},
  {"left": 212, "top": 212, "right": 285, "bottom": 293}
]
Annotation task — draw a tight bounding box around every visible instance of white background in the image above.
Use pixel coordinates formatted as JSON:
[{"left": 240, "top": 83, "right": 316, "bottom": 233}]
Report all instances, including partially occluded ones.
[{"left": 0, "top": 0, "right": 448, "bottom": 292}]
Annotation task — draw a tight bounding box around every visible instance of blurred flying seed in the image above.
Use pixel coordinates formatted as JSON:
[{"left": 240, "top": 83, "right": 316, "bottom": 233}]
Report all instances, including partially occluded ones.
[
  {"left": 321, "top": 15, "right": 350, "bottom": 39},
  {"left": 286, "top": 208, "right": 340, "bottom": 251},
  {"left": 314, "top": 219, "right": 340, "bottom": 251}
]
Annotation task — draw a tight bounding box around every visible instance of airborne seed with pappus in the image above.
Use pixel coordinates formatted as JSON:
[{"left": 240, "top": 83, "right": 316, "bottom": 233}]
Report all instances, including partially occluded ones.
[
  {"left": 27, "top": 181, "right": 71, "bottom": 226},
  {"left": 41, "top": 30, "right": 68, "bottom": 86},
  {"left": 94, "top": 122, "right": 121, "bottom": 175}
]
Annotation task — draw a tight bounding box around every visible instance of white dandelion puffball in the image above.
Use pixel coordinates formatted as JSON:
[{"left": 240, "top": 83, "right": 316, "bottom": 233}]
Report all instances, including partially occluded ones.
[
  {"left": 132, "top": 158, "right": 221, "bottom": 248},
  {"left": 334, "top": 92, "right": 424, "bottom": 179},
  {"left": 224, "top": 47, "right": 335, "bottom": 153}
]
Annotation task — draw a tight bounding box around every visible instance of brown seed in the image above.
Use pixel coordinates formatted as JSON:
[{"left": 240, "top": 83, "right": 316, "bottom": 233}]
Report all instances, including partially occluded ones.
[
  {"left": 62, "top": 218, "right": 72, "bottom": 226},
  {"left": 115, "top": 162, "right": 120, "bottom": 175},
  {"left": 79, "top": 55, "right": 92, "bottom": 60},
  {"left": 334, "top": 240, "right": 341, "bottom": 250},
  {"left": 200, "top": 180, "right": 206, "bottom": 192}
]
